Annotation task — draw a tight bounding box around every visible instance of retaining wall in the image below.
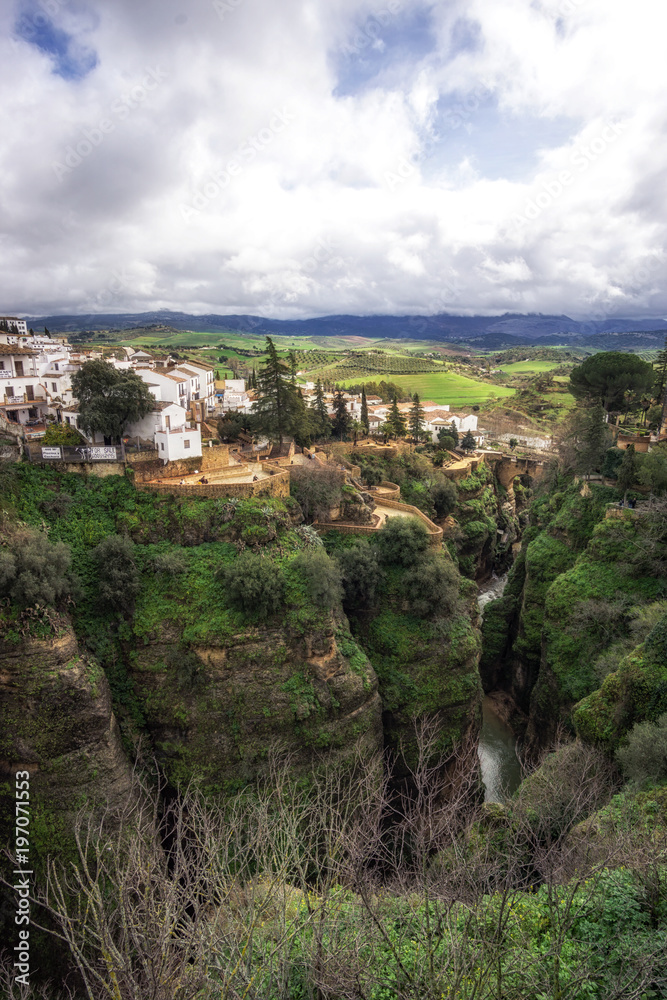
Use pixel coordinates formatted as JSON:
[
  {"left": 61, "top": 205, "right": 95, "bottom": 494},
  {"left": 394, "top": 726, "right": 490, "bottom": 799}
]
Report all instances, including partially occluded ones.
[
  {"left": 129, "top": 444, "right": 232, "bottom": 483},
  {"left": 139, "top": 468, "right": 290, "bottom": 500}
]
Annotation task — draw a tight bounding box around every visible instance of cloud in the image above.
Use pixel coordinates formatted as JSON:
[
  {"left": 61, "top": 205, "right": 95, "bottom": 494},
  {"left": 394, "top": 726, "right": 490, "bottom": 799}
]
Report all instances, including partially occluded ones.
[{"left": 1, "top": 0, "right": 666, "bottom": 321}]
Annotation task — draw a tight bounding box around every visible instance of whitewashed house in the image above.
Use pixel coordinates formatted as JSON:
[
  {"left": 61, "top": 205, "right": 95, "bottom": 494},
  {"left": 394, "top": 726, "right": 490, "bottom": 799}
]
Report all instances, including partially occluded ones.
[{"left": 0, "top": 343, "right": 49, "bottom": 431}]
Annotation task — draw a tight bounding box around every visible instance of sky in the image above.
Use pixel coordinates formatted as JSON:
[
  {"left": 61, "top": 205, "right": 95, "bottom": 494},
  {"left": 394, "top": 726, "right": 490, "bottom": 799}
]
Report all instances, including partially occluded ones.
[{"left": 2, "top": 0, "right": 667, "bottom": 321}]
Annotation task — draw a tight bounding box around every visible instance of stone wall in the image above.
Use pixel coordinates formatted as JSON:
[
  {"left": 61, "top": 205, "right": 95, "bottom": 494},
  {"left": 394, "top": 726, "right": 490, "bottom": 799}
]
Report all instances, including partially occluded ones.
[
  {"left": 129, "top": 444, "right": 232, "bottom": 483},
  {"left": 368, "top": 481, "right": 400, "bottom": 500},
  {"left": 139, "top": 468, "right": 290, "bottom": 500}
]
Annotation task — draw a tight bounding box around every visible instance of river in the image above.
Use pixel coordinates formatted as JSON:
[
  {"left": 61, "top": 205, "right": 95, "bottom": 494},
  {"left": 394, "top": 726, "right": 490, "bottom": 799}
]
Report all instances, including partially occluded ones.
[{"left": 476, "top": 573, "right": 524, "bottom": 803}]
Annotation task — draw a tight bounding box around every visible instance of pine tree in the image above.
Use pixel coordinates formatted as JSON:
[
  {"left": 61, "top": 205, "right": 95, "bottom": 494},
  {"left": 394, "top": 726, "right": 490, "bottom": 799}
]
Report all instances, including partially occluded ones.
[
  {"left": 332, "top": 391, "right": 351, "bottom": 440},
  {"left": 461, "top": 430, "right": 477, "bottom": 451},
  {"left": 289, "top": 351, "right": 298, "bottom": 386},
  {"left": 449, "top": 420, "right": 459, "bottom": 447},
  {"left": 409, "top": 393, "right": 425, "bottom": 443},
  {"left": 388, "top": 395, "right": 406, "bottom": 439},
  {"left": 253, "top": 336, "right": 299, "bottom": 446},
  {"left": 654, "top": 336, "right": 667, "bottom": 405},
  {"left": 361, "top": 386, "right": 369, "bottom": 436},
  {"left": 617, "top": 444, "right": 638, "bottom": 496}
]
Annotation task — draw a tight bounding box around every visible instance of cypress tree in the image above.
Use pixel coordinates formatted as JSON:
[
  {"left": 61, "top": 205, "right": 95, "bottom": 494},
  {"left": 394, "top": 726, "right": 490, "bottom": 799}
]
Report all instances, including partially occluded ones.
[
  {"left": 409, "top": 393, "right": 425, "bottom": 443},
  {"left": 312, "top": 378, "right": 330, "bottom": 438},
  {"left": 361, "top": 386, "right": 369, "bottom": 435},
  {"left": 332, "top": 391, "right": 351, "bottom": 440}
]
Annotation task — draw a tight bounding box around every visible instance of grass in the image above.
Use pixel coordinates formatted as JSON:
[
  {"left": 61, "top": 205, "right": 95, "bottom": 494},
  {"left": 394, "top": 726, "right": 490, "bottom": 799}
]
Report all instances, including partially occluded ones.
[
  {"left": 339, "top": 372, "right": 515, "bottom": 406},
  {"left": 498, "top": 360, "right": 566, "bottom": 374}
]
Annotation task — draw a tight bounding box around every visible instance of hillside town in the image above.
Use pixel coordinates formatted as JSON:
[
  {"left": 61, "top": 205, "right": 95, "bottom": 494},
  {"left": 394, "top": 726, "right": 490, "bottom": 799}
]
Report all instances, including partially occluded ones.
[{"left": 0, "top": 316, "right": 483, "bottom": 464}]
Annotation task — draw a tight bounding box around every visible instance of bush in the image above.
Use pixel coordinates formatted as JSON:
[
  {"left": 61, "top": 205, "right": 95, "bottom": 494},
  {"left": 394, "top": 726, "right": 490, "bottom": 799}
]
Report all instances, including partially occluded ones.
[
  {"left": 644, "top": 614, "right": 667, "bottom": 663},
  {"left": 430, "top": 477, "right": 458, "bottom": 518},
  {"left": 91, "top": 534, "right": 141, "bottom": 613},
  {"left": 438, "top": 434, "right": 456, "bottom": 452},
  {"left": 290, "top": 548, "right": 342, "bottom": 610},
  {"left": 0, "top": 528, "right": 75, "bottom": 608},
  {"left": 41, "top": 422, "right": 84, "bottom": 446},
  {"left": 218, "top": 551, "right": 285, "bottom": 617},
  {"left": 152, "top": 550, "right": 189, "bottom": 575},
  {"left": 403, "top": 555, "right": 459, "bottom": 618},
  {"left": 289, "top": 466, "right": 343, "bottom": 522},
  {"left": 374, "top": 517, "right": 430, "bottom": 568},
  {"left": 616, "top": 713, "right": 667, "bottom": 782},
  {"left": 337, "top": 543, "right": 382, "bottom": 609}
]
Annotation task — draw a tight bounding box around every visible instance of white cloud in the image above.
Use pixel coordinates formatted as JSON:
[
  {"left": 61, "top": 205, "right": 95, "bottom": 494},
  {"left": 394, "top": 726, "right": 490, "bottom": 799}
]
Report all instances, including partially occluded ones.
[{"left": 1, "top": 0, "right": 666, "bottom": 320}]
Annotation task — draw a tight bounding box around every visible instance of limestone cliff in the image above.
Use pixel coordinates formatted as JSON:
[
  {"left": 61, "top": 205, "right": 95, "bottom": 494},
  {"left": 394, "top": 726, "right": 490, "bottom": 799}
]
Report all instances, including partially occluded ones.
[
  {"left": 130, "top": 613, "right": 382, "bottom": 794},
  {"left": 0, "top": 621, "right": 133, "bottom": 809}
]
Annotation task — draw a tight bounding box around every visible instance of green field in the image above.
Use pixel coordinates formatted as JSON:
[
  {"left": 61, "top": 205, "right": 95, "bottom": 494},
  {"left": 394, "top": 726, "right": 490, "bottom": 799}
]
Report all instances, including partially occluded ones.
[
  {"left": 498, "top": 360, "right": 565, "bottom": 374},
  {"left": 339, "top": 372, "right": 515, "bottom": 407}
]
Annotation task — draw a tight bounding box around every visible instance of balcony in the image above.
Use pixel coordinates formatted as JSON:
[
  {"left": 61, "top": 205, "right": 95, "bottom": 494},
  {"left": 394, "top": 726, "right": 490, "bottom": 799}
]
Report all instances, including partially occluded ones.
[
  {"left": 3, "top": 392, "right": 47, "bottom": 406},
  {"left": 154, "top": 422, "right": 195, "bottom": 434}
]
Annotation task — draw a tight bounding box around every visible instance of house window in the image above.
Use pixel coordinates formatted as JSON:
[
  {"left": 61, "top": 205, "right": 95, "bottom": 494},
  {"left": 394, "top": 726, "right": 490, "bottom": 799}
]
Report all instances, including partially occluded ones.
[
  {"left": 160, "top": 442, "right": 165, "bottom": 451},
  {"left": 7, "top": 386, "right": 13, "bottom": 397},
  {"left": 65, "top": 416, "right": 71, "bottom": 425},
  {"left": 52, "top": 382, "right": 57, "bottom": 392},
  {"left": 54, "top": 364, "right": 59, "bottom": 371},
  {"left": 26, "top": 385, "right": 34, "bottom": 401},
  {"left": 15, "top": 361, "right": 24, "bottom": 377},
  {"left": 184, "top": 440, "right": 190, "bottom": 449}
]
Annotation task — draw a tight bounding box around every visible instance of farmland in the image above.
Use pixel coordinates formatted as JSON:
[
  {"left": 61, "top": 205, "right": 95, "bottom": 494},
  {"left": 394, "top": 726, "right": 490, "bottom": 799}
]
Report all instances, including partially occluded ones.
[
  {"left": 339, "top": 372, "right": 515, "bottom": 406},
  {"left": 497, "top": 359, "right": 566, "bottom": 374}
]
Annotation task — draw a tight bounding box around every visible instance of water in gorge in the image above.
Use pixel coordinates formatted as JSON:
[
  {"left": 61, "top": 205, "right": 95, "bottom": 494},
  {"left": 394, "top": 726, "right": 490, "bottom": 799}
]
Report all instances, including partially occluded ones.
[{"left": 476, "top": 573, "right": 524, "bottom": 802}]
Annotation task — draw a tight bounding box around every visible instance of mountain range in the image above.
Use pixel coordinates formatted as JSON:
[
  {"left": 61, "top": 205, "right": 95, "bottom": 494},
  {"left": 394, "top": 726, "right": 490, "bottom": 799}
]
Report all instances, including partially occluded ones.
[{"left": 23, "top": 310, "right": 667, "bottom": 349}]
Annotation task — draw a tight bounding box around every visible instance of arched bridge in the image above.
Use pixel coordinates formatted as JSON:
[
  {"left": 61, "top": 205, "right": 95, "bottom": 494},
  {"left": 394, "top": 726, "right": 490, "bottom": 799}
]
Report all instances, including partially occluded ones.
[{"left": 482, "top": 452, "right": 547, "bottom": 489}]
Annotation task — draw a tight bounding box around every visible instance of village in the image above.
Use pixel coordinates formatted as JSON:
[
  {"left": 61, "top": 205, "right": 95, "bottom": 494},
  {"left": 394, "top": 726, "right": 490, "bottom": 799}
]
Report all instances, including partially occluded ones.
[{"left": 0, "top": 316, "right": 510, "bottom": 545}]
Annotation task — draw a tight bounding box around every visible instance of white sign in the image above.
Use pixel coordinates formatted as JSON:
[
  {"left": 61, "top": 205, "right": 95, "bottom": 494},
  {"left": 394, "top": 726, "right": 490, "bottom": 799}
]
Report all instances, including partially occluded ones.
[
  {"left": 41, "top": 447, "right": 62, "bottom": 459},
  {"left": 89, "top": 447, "right": 117, "bottom": 460}
]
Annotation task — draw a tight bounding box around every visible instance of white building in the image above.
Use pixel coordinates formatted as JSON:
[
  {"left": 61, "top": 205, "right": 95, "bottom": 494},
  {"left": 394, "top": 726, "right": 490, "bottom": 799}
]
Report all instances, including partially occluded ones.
[
  {"left": 149, "top": 402, "right": 203, "bottom": 462},
  {"left": 0, "top": 343, "right": 48, "bottom": 430},
  {"left": 0, "top": 317, "right": 28, "bottom": 337},
  {"left": 425, "top": 410, "right": 478, "bottom": 444}
]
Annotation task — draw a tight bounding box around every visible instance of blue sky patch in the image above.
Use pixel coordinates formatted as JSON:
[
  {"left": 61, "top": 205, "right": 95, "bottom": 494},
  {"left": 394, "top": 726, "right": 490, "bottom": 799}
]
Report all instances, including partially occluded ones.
[
  {"left": 333, "top": 5, "right": 437, "bottom": 97},
  {"left": 14, "top": 2, "right": 98, "bottom": 80}
]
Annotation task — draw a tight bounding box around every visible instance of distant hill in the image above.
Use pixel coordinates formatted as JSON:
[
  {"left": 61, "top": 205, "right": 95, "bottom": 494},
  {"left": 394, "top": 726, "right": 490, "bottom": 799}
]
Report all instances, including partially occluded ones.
[{"left": 23, "top": 310, "right": 667, "bottom": 348}]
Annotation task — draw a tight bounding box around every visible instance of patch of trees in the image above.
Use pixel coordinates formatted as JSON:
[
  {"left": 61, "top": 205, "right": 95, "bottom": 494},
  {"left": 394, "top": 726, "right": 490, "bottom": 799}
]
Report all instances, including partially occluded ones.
[
  {"left": 569, "top": 351, "right": 655, "bottom": 415},
  {"left": 72, "top": 360, "right": 155, "bottom": 442}
]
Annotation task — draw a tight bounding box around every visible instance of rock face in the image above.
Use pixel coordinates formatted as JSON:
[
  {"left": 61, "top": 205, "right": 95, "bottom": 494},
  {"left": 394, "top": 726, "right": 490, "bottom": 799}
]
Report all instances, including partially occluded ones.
[
  {"left": 129, "top": 614, "right": 383, "bottom": 794},
  {"left": 479, "top": 485, "right": 667, "bottom": 754},
  {"left": 0, "top": 620, "right": 135, "bottom": 868},
  {"left": 347, "top": 569, "right": 483, "bottom": 775}
]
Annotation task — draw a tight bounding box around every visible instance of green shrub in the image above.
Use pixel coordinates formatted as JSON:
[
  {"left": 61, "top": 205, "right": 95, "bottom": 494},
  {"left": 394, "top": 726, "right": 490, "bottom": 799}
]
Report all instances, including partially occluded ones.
[
  {"left": 289, "top": 466, "right": 342, "bottom": 521},
  {"left": 152, "top": 550, "right": 189, "bottom": 575},
  {"left": 290, "top": 548, "right": 342, "bottom": 610},
  {"left": 41, "top": 422, "right": 84, "bottom": 446},
  {"left": 374, "top": 517, "right": 429, "bottom": 568},
  {"left": 645, "top": 614, "right": 667, "bottom": 663},
  {"left": 403, "top": 555, "right": 459, "bottom": 618},
  {"left": 0, "top": 528, "right": 75, "bottom": 608},
  {"left": 337, "top": 543, "right": 382, "bottom": 609},
  {"left": 91, "top": 534, "right": 141, "bottom": 613},
  {"left": 218, "top": 551, "right": 285, "bottom": 616},
  {"left": 616, "top": 713, "right": 667, "bottom": 782},
  {"left": 430, "top": 476, "right": 458, "bottom": 518}
]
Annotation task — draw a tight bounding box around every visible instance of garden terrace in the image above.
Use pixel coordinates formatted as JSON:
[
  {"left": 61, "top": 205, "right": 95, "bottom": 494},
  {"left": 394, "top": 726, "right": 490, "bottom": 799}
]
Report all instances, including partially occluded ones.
[{"left": 313, "top": 497, "right": 443, "bottom": 548}]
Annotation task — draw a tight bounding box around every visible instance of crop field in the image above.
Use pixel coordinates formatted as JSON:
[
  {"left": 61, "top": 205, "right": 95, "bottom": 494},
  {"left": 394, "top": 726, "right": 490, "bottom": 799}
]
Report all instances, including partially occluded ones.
[
  {"left": 498, "top": 360, "right": 566, "bottom": 374},
  {"left": 338, "top": 372, "right": 515, "bottom": 407}
]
